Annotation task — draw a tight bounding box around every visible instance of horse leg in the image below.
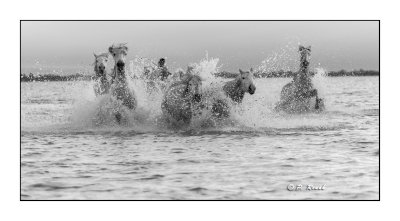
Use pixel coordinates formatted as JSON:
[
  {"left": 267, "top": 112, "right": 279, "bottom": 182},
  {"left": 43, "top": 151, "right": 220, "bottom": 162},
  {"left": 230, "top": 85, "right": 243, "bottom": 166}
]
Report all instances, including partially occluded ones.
[
  {"left": 115, "top": 112, "right": 122, "bottom": 124},
  {"left": 309, "top": 89, "right": 320, "bottom": 110},
  {"left": 310, "top": 89, "right": 318, "bottom": 97},
  {"left": 315, "top": 96, "right": 325, "bottom": 110}
]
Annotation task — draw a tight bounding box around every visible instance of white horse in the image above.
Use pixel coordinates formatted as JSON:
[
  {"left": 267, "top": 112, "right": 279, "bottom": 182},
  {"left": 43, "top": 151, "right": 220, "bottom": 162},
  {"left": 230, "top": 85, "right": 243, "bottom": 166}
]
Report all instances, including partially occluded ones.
[
  {"left": 161, "top": 68, "right": 203, "bottom": 125},
  {"left": 93, "top": 53, "right": 110, "bottom": 96},
  {"left": 210, "top": 69, "right": 256, "bottom": 118},
  {"left": 108, "top": 43, "right": 137, "bottom": 122},
  {"left": 275, "top": 45, "right": 324, "bottom": 113}
]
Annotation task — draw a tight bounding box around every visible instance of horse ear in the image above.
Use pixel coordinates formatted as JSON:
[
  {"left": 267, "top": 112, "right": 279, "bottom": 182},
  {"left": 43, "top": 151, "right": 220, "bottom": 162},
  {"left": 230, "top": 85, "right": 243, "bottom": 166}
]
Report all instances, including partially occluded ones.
[
  {"left": 307, "top": 46, "right": 311, "bottom": 51},
  {"left": 93, "top": 53, "right": 97, "bottom": 58},
  {"left": 181, "top": 72, "right": 192, "bottom": 82},
  {"left": 108, "top": 46, "right": 113, "bottom": 54},
  {"left": 178, "top": 70, "right": 185, "bottom": 80},
  {"left": 122, "top": 43, "right": 128, "bottom": 51},
  {"left": 186, "top": 65, "right": 195, "bottom": 74},
  {"left": 239, "top": 69, "right": 243, "bottom": 74},
  {"left": 250, "top": 68, "right": 254, "bottom": 72}
]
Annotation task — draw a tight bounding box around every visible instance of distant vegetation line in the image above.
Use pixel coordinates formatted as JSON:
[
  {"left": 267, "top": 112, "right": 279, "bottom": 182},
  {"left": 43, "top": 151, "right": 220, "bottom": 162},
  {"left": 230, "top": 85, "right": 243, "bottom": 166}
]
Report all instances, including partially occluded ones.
[
  {"left": 216, "top": 70, "right": 379, "bottom": 78},
  {"left": 20, "top": 73, "right": 92, "bottom": 82},
  {"left": 20, "top": 69, "right": 379, "bottom": 82}
]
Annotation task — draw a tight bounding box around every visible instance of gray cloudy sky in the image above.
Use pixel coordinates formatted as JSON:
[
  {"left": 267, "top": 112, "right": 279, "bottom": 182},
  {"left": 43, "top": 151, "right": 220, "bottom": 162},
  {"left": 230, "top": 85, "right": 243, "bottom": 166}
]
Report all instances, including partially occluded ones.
[{"left": 21, "top": 21, "right": 378, "bottom": 74}]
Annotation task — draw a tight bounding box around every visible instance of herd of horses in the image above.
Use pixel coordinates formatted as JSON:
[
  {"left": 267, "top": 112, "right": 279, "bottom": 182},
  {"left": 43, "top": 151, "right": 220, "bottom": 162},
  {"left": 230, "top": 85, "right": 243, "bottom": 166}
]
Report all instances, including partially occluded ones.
[{"left": 92, "top": 43, "right": 324, "bottom": 125}]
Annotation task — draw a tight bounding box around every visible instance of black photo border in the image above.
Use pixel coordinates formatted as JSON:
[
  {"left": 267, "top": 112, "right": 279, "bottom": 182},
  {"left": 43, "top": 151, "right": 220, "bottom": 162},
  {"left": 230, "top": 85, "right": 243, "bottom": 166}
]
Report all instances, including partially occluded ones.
[{"left": 20, "top": 20, "right": 380, "bottom": 201}]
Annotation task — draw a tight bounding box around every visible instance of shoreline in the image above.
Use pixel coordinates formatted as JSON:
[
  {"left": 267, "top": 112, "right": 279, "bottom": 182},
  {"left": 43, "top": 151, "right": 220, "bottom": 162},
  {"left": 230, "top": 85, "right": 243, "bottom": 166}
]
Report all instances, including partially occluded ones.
[{"left": 20, "top": 70, "right": 379, "bottom": 82}]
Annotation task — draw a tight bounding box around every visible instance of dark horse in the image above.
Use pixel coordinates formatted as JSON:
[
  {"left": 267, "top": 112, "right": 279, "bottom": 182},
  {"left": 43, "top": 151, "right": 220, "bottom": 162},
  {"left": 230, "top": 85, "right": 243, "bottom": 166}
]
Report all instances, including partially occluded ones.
[
  {"left": 161, "top": 67, "right": 203, "bottom": 125},
  {"left": 210, "top": 69, "right": 257, "bottom": 118},
  {"left": 275, "top": 45, "right": 324, "bottom": 113}
]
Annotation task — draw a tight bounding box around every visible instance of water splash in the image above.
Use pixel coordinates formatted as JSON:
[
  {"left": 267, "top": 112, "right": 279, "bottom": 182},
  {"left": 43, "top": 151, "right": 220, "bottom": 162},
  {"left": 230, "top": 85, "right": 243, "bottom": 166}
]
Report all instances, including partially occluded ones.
[
  {"left": 22, "top": 47, "right": 338, "bottom": 134},
  {"left": 313, "top": 67, "right": 329, "bottom": 98},
  {"left": 74, "top": 52, "right": 334, "bottom": 132},
  {"left": 190, "top": 52, "right": 223, "bottom": 88},
  {"left": 256, "top": 41, "right": 300, "bottom": 74}
]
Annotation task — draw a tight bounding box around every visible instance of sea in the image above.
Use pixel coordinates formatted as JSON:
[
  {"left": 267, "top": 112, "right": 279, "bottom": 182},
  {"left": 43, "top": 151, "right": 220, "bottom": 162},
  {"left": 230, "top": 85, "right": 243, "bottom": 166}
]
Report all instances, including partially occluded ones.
[{"left": 21, "top": 59, "right": 379, "bottom": 200}]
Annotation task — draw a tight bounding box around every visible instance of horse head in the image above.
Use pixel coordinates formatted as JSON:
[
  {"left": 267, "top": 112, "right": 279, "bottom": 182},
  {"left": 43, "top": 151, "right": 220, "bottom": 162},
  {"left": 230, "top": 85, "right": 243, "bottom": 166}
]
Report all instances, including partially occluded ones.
[
  {"left": 109, "top": 43, "right": 128, "bottom": 74},
  {"left": 93, "top": 53, "right": 109, "bottom": 77},
  {"left": 237, "top": 68, "right": 256, "bottom": 95},
  {"left": 295, "top": 45, "right": 314, "bottom": 97},
  {"left": 299, "top": 45, "right": 311, "bottom": 71},
  {"left": 158, "top": 58, "right": 166, "bottom": 67}
]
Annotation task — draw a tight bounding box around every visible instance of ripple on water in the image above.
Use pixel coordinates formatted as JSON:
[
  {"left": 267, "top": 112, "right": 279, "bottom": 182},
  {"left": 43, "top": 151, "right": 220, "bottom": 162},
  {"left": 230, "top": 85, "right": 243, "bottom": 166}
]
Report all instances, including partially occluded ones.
[
  {"left": 139, "top": 174, "right": 165, "bottom": 181},
  {"left": 21, "top": 78, "right": 379, "bottom": 200},
  {"left": 29, "top": 183, "right": 86, "bottom": 191}
]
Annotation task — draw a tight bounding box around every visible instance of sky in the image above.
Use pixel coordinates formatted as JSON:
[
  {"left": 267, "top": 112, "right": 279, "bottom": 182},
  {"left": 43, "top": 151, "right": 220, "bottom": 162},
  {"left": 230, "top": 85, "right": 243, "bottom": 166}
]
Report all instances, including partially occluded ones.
[{"left": 21, "top": 21, "right": 379, "bottom": 74}]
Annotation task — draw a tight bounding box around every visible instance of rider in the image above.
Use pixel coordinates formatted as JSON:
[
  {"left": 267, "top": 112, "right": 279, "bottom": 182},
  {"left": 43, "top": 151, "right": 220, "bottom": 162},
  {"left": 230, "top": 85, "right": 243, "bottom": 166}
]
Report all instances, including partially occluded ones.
[{"left": 157, "top": 58, "right": 171, "bottom": 81}]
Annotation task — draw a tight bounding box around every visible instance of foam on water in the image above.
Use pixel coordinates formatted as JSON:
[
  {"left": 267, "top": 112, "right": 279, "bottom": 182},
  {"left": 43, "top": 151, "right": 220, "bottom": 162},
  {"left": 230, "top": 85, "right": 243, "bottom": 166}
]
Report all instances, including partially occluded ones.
[
  {"left": 66, "top": 55, "right": 224, "bottom": 131},
  {"left": 21, "top": 65, "right": 379, "bottom": 200},
  {"left": 22, "top": 44, "right": 356, "bottom": 136},
  {"left": 191, "top": 52, "right": 222, "bottom": 85},
  {"left": 22, "top": 49, "right": 341, "bottom": 134}
]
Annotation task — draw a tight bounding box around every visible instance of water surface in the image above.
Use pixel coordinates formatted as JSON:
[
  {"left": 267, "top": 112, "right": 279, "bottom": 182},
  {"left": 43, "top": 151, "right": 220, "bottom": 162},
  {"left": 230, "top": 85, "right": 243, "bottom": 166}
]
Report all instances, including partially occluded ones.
[{"left": 21, "top": 77, "right": 379, "bottom": 200}]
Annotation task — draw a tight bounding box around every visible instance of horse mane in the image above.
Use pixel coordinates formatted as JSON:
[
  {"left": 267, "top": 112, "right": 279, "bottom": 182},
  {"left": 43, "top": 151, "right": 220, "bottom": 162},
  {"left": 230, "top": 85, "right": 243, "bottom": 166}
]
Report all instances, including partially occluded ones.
[
  {"left": 96, "top": 52, "right": 109, "bottom": 58},
  {"left": 94, "top": 64, "right": 99, "bottom": 73},
  {"left": 109, "top": 43, "right": 128, "bottom": 53},
  {"left": 299, "top": 45, "right": 311, "bottom": 72},
  {"left": 168, "top": 73, "right": 202, "bottom": 97},
  {"left": 223, "top": 76, "right": 245, "bottom": 103},
  {"left": 110, "top": 66, "right": 127, "bottom": 84},
  {"left": 295, "top": 45, "right": 313, "bottom": 90}
]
